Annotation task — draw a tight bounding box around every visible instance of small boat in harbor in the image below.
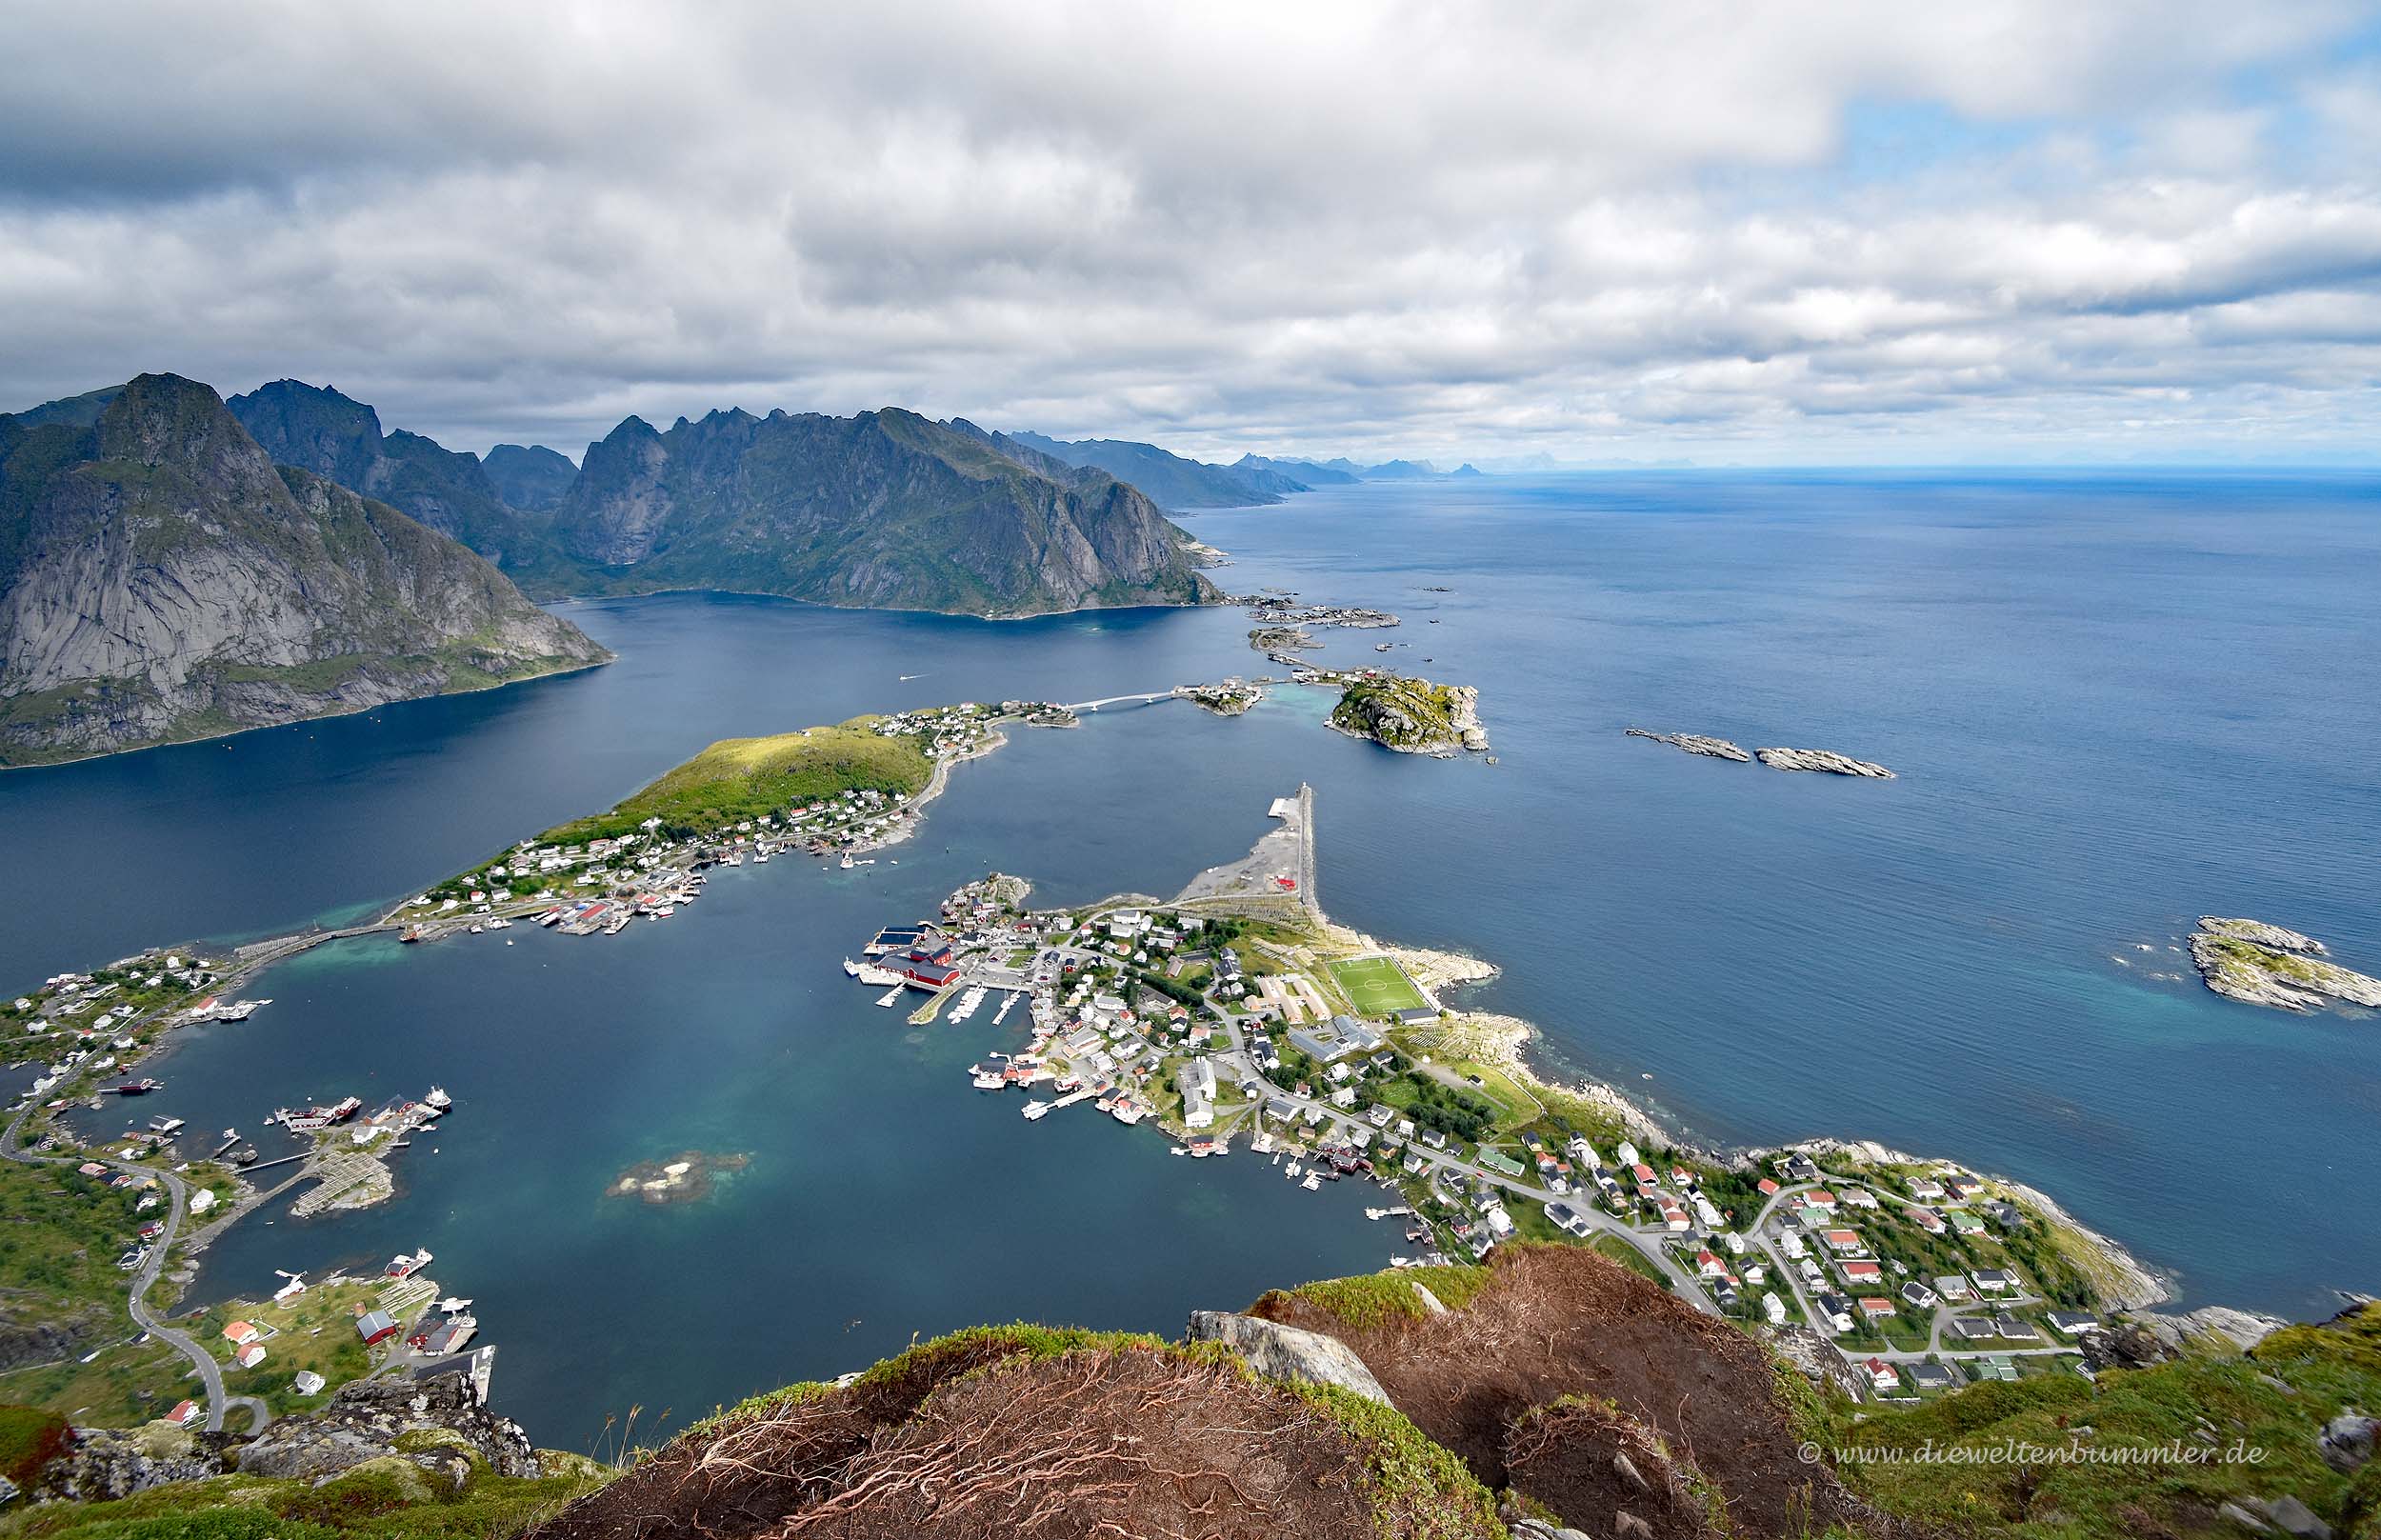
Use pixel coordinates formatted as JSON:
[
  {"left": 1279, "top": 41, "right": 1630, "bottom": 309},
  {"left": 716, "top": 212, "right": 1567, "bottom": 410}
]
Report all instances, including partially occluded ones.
[
  {"left": 876, "top": 987, "right": 904, "bottom": 1008},
  {"left": 838, "top": 853, "right": 855, "bottom": 870},
  {"left": 1021, "top": 1100, "right": 1051, "bottom": 1120},
  {"left": 111, "top": 1078, "right": 162, "bottom": 1096}
]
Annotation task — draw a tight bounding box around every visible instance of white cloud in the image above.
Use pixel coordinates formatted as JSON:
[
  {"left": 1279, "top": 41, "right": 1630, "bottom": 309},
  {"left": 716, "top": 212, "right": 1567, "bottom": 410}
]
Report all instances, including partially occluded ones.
[{"left": 1, "top": 0, "right": 2377, "bottom": 462}]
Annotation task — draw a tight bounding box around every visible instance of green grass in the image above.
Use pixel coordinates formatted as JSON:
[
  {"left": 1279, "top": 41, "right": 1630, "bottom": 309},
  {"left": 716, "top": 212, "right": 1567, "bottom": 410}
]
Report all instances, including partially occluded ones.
[
  {"left": 540, "top": 717, "right": 930, "bottom": 847},
  {"left": 1328, "top": 956, "right": 1428, "bottom": 1016},
  {"left": 0, "top": 1450, "right": 612, "bottom": 1540},
  {"left": 1588, "top": 1233, "right": 1672, "bottom": 1289},
  {"left": 1283, "top": 1380, "right": 1503, "bottom": 1540},
  {"left": 1266, "top": 1265, "right": 1494, "bottom": 1330},
  {"left": 1799, "top": 1303, "right": 2381, "bottom": 1538}
]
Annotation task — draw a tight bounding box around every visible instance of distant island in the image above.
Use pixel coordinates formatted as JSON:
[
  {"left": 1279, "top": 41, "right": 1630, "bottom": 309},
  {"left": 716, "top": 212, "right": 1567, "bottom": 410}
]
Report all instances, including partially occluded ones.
[
  {"left": 0, "top": 375, "right": 610, "bottom": 767},
  {"left": 1627, "top": 729, "right": 1894, "bottom": 778}
]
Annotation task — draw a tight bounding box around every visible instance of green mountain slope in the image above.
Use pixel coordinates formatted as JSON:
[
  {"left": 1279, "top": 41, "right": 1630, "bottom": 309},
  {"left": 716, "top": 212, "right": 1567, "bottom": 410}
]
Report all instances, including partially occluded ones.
[{"left": 0, "top": 374, "right": 610, "bottom": 766}]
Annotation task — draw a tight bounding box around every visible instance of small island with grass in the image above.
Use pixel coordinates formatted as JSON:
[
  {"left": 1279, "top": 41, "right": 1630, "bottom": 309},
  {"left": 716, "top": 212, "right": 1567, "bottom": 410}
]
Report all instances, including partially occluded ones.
[
  {"left": 1327, "top": 673, "right": 1488, "bottom": 756},
  {"left": 2189, "top": 916, "right": 2381, "bottom": 1012}
]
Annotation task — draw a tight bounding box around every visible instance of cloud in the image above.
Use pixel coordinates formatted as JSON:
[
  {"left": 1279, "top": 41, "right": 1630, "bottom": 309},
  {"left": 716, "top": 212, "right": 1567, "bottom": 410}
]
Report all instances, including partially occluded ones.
[{"left": 1, "top": 0, "right": 2377, "bottom": 462}]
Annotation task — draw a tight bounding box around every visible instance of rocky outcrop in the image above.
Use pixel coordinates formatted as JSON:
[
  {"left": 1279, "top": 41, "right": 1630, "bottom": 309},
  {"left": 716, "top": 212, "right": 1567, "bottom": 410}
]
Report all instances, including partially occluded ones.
[
  {"left": 28, "top": 1421, "right": 232, "bottom": 1502},
  {"left": 1753, "top": 747, "right": 1894, "bottom": 777},
  {"left": 2189, "top": 918, "right": 2381, "bottom": 1011},
  {"left": 235, "top": 1367, "right": 540, "bottom": 1484},
  {"left": 1185, "top": 1310, "right": 1392, "bottom": 1405},
  {"left": 1625, "top": 729, "right": 1751, "bottom": 763},
  {"left": 0, "top": 375, "right": 610, "bottom": 765},
  {"left": 2081, "top": 1305, "right": 2290, "bottom": 1370},
  {"left": 2319, "top": 1411, "right": 2376, "bottom": 1473}
]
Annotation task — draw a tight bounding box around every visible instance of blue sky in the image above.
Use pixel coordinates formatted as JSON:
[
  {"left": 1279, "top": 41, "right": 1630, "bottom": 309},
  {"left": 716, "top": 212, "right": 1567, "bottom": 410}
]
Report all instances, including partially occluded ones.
[{"left": 3, "top": 1, "right": 2378, "bottom": 466}]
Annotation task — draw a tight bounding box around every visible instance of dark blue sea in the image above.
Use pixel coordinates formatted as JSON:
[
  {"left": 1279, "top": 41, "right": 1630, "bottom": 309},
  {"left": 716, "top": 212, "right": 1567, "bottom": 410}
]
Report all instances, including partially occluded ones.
[{"left": 5, "top": 470, "right": 2376, "bottom": 1444}]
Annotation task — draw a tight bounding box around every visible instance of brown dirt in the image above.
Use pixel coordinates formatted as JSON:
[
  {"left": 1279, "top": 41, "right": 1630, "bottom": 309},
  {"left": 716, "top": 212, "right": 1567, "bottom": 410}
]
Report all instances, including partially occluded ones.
[
  {"left": 1251, "top": 1242, "right": 1895, "bottom": 1540},
  {"left": 531, "top": 1332, "right": 1497, "bottom": 1540},
  {"left": 1503, "top": 1396, "right": 1723, "bottom": 1540}
]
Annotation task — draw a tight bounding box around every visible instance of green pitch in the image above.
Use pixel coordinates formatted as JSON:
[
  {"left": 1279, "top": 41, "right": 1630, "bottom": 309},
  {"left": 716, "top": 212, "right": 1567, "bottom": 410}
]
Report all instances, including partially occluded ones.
[{"left": 1328, "top": 955, "right": 1428, "bottom": 1016}]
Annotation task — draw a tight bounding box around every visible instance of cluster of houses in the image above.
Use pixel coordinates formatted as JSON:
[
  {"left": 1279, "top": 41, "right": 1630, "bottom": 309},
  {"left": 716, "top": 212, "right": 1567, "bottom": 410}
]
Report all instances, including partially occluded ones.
[{"left": 9, "top": 952, "right": 215, "bottom": 1051}]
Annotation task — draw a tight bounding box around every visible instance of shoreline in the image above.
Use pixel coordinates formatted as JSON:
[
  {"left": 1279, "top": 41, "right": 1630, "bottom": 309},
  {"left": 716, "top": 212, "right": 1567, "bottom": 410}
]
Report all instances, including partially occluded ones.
[
  {"left": 1416, "top": 983, "right": 2177, "bottom": 1311},
  {"left": 1158, "top": 835, "right": 2177, "bottom": 1315},
  {"left": 0, "top": 653, "right": 614, "bottom": 775}
]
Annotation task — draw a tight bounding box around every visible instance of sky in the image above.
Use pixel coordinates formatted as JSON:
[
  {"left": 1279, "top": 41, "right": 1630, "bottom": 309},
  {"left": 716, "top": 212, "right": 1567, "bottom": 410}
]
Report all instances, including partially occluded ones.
[{"left": 4, "top": 1, "right": 2380, "bottom": 467}]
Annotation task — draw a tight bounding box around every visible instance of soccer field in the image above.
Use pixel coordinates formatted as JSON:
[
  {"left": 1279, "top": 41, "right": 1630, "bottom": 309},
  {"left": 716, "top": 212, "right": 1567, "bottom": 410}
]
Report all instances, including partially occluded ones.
[{"left": 1328, "top": 955, "right": 1428, "bottom": 1016}]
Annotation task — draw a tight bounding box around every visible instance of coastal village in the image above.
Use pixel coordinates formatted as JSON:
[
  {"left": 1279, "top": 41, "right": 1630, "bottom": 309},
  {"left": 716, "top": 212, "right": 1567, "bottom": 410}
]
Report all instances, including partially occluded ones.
[
  {"left": 834, "top": 787, "right": 2159, "bottom": 1408},
  {"left": 0, "top": 673, "right": 2331, "bottom": 1444}
]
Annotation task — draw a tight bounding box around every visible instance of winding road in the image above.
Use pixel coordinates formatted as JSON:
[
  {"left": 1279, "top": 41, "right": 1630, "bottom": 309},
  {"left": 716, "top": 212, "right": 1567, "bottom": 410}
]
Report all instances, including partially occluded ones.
[{"left": 4, "top": 1102, "right": 268, "bottom": 1433}]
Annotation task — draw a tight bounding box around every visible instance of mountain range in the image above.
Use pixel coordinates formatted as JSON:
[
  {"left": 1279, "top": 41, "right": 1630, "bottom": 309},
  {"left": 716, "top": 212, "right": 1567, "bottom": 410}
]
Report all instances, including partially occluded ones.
[
  {"left": 0, "top": 375, "right": 610, "bottom": 766},
  {"left": 1, "top": 372, "right": 1491, "bottom": 760},
  {"left": 545, "top": 407, "right": 1214, "bottom": 613},
  {"left": 1012, "top": 433, "right": 1483, "bottom": 510}
]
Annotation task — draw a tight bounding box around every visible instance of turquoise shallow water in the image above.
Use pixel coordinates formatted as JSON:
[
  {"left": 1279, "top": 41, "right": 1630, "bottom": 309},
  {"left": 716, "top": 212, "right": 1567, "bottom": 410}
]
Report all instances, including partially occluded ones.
[{"left": 6, "top": 470, "right": 2378, "bottom": 1441}]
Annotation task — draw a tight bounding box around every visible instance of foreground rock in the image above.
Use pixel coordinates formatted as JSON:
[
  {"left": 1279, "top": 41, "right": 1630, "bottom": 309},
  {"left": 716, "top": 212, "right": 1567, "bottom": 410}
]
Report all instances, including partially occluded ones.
[
  {"left": 1625, "top": 729, "right": 1752, "bottom": 762},
  {"left": 236, "top": 1367, "right": 541, "bottom": 1483},
  {"left": 1186, "top": 1310, "right": 1392, "bottom": 1405},
  {"left": 1753, "top": 747, "right": 1895, "bottom": 777},
  {"left": 2190, "top": 918, "right": 2381, "bottom": 1011},
  {"left": 29, "top": 1420, "right": 233, "bottom": 1502}
]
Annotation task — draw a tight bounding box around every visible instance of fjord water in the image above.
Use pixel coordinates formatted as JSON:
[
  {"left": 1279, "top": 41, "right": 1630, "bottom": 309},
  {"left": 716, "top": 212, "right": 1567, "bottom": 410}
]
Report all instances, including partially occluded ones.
[{"left": 7, "top": 471, "right": 2378, "bottom": 1441}]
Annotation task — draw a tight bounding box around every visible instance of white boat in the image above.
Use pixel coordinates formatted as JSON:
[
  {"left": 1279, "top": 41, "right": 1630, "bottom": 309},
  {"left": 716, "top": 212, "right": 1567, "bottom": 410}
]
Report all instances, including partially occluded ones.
[
  {"left": 876, "top": 987, "right": 904, "bottom": 1008},
  {"left": 1021, "top": 1100, "right": 1051, "bottom": 1120},
  {"left": 971, "top": 1069, "right": 1007, "bottom": 1090},
  {"left": 842, "top": 958, "right": 864, "bottom": 977},
  {"left": 754, "top": 852, "right": 770, "bottom": 863},
  {"left": 838, "top": 853, "right": 855, "bottom": 870},
  {"left": 1302, "top": 1173, "right": 1323, "bottom": 1190},
  {"left": 424, "top": 1087, "right": 452, "bottom": 1110}
]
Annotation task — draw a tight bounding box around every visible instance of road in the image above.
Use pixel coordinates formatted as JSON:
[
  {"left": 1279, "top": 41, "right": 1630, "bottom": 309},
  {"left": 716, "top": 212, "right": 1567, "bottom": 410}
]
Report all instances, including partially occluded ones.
[
  {"left": 1744, "top": 1170, "right": 2072, "bottom": 1369},
  {"left": 2, "top": 1102, "right": 268, "bottom": 1432},
  {"left": 1030, "top": 937, "right": 1712, "bottom": 1308}
]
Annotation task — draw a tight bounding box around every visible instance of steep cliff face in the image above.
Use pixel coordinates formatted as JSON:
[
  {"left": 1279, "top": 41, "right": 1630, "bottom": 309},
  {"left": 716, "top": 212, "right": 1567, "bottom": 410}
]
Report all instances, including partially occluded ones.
[
  {"left": 482, "top": 443, "right": 579, "bottom": 510},
  {"left": 550, "top": 407, "right": 1218, "bottom": 615},
  {"left": 0, "top": 374, "right": 610, "bottom": 766},
  {"left": 226, "top": 380, "right": 568, "bottom": 575}
]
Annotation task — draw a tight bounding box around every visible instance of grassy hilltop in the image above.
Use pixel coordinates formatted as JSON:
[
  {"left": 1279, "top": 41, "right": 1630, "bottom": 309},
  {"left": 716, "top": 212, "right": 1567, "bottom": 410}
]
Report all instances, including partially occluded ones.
[{"left": 541, "top": 719, "right": 932, "bottom": 847}]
